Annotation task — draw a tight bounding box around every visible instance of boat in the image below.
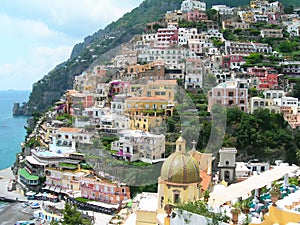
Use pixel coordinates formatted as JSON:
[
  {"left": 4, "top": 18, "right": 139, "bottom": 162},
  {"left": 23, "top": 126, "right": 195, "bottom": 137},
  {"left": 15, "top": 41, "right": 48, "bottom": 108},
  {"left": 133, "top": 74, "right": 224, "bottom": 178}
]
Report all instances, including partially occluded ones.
[
  {"left": 30, "top": 202, "right": 40, "bottom": 209},
  {"left": 14, "top": 221, "right": 35, "bottom": 225}
]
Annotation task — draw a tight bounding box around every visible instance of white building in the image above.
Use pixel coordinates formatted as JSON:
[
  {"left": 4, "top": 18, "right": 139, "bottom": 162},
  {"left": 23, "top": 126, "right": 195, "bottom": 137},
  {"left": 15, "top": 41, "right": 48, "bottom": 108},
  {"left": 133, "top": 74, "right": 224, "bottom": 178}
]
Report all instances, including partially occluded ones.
[
  {"left": 235, "top": 162, "right": 251, "bottom": 179},
  {"left": 97, "top": 113, "right": 130, "bottom": 133},
  {"left": 111, "top": 94, "right": 127, "bottom": 114},
  {"left": 273, "top": 96, "right": 298, "bottom": 108},
  {"left": 95, "top": 83, "right": 110, "bottom": 108},
  {"left": 264, "top": 90, "right": 285, "bottom": 99},
  {"left": 181, "top": 0, "right": 206, "bottom": 12},
  {"left": 286, "top": 21, "right": 300, "bottom": 37},
  {"left": 111, "top": 130, "right": 165, "bottom": 163},
  {"left": 185, "top": 58, "right": 204, "bottom": 89},
  {"left": 247, "top": 162, "right": 270, "bottom": 174},
  {"left": 254, "top": 14, "right": 269, "bottom": 23},
  {"left": 142, "top": 33, "right": 158, "bottom": 43},
  {"left": 112, "top": 51, "right": 138, "bottom": 68},
  {"left": 138, "top": 48, "right": 198, "bottom": 65},
  {"left": 212, "top": 5, "right": 234, "bottom": 15},
  {"left": 178, "top": 28, "right": 198, "bottom": 46},
  {"left": 225, "top": 41, "right": 272, "bottom": 55}
]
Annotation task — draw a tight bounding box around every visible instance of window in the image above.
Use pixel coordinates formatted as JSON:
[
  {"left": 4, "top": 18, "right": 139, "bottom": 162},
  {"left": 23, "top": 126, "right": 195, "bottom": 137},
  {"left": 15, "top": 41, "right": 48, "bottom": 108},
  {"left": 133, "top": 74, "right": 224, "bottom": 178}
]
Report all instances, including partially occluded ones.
[
  {"left": 174, "top": 193, "right": 180, "bottom": 204},
  {"left": 224, "top": 170, "right": 230, "bottom": 181}
]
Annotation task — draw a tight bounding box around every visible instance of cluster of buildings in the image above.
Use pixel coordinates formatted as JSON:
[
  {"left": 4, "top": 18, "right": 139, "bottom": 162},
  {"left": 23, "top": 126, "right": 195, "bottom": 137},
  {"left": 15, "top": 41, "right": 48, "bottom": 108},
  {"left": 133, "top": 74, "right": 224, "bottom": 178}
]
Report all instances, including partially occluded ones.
[{"left": 13, "top": 0, "right": 300, "bottom": 224}]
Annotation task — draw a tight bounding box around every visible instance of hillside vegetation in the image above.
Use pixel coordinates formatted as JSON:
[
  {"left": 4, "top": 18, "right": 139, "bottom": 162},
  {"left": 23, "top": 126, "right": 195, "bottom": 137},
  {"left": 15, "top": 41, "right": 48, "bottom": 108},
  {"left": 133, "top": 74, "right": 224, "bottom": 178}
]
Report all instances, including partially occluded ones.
[{"left": 25, "top": 0, "right": 300, "bottom": 114}]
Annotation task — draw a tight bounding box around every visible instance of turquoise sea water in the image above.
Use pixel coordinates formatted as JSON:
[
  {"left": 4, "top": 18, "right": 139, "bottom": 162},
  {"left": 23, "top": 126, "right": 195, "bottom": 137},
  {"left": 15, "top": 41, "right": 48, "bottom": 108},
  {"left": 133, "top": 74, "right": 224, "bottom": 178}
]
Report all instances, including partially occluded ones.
[{"left": 0, "top": 90, "right": 30, "bottom": 170}]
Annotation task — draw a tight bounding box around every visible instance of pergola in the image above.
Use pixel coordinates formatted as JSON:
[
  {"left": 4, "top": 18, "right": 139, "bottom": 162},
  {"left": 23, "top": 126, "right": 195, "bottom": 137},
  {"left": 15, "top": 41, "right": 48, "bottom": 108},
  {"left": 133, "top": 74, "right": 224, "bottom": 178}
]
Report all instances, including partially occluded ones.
[{"left": 208, "top": 165, "right": 299, "bottom": 207}]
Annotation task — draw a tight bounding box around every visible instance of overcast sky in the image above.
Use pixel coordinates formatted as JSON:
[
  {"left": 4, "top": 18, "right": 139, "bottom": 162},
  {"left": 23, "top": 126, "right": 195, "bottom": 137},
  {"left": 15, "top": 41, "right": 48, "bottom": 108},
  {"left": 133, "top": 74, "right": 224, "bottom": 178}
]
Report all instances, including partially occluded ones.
[{"left": 0, "top": 0, "right": 144, "bottom": 90}]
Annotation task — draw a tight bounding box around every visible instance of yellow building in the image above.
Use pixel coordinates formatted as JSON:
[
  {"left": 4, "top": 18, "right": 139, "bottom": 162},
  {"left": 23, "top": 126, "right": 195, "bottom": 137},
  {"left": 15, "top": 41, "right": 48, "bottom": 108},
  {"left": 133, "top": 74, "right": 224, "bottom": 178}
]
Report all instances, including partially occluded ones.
[
  {"left": 125, "top": 96, "right": 173, "bottom": 117},
  {"left": 141, "top": 80, "right": 177, "bottom": 101},
  {"left": 250, "top": 206, "right": 300, "bottom": 225},
  {"left": 157, "top": 136, "right": 202, "bottom": 213},
  {"left": 135, "top": 136, "right": 209, "bottom": 225},
  {"left": 135, "top": 192, "right": 159, "bottom": 225},
  {"left": 240, "top": 11, "right": 255, "bottom": 23},
  {"left": 129, "top": 114, "right": 164, "bottom": 132},
  {"left": 44, "top": 164, "right": 89, "bottom": 196},
  {"left": 126, "top": 63, "right": 152, "bottom": 74}
]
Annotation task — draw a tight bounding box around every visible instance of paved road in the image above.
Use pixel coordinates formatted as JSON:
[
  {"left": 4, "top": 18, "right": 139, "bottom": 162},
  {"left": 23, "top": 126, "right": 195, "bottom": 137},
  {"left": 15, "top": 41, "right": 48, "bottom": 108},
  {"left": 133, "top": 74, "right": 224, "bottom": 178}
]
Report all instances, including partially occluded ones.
[{"left": 0, "top": 167, "right": 26, "bottom": 201}]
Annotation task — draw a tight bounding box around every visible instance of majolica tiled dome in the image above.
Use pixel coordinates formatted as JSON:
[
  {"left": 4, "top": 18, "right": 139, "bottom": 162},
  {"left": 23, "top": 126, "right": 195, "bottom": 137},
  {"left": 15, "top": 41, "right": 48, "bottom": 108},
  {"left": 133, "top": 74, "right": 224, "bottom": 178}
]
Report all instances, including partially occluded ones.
[{"left": 160, "top": 151, "right": 200, "bottom": 184}]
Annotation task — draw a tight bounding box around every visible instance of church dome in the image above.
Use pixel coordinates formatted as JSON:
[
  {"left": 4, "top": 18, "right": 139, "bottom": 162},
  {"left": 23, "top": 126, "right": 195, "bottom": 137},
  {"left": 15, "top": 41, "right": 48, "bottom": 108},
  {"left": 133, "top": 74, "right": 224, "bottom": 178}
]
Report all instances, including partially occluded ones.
[{"left": 160, "top": 151, "right": 200, "bottom": 184}]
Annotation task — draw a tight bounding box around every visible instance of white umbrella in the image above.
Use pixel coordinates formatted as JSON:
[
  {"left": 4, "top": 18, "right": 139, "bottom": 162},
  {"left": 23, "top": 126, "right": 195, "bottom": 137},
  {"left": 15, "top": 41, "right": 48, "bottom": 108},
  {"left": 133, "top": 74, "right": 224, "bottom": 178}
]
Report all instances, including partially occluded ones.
[{"left": 26, "top": 191, "right": 36, "bottom": 196}]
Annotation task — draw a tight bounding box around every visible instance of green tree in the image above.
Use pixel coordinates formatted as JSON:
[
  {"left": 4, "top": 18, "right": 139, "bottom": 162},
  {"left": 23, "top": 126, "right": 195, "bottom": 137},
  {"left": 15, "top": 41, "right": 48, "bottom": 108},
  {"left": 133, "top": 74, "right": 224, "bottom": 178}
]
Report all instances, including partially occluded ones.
[
  {"left": 56, "top": 202, "right": 94, "bottom": 225},
  {"left": 284, "top": 5, "right": 294, "bottom": 14},
  {"left": 278, "top": 40, "right": 299, "bottom": 53},
  {"left": 223, "top": 29, "right": 236, "bottom": 41},
  {"left": 246, "top": 53, "right": 264, "bottom": 65},
  {"left": 292, "top": 80, "right": 300, "bottom": 99},
  {"left": 206, "top": 9, "right": 218, "bottom": 21},
  {"left": 212, "top": 38, "right": 224, "bottom": 48}
]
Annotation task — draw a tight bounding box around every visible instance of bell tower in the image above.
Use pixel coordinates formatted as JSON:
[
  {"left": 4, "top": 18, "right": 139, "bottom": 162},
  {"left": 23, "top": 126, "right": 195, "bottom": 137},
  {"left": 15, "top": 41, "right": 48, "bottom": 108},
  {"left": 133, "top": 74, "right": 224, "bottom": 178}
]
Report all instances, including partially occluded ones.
[{"left": 218, "top": 147, "right": 237, "bottom": 184}]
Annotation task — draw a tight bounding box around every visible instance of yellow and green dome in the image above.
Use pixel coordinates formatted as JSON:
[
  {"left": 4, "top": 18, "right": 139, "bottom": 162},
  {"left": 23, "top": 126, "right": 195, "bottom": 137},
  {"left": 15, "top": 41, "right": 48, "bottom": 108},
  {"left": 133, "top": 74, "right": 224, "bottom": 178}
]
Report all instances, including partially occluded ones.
[{"left": 160, "top": 152, "right": 200, "bottom": 184}]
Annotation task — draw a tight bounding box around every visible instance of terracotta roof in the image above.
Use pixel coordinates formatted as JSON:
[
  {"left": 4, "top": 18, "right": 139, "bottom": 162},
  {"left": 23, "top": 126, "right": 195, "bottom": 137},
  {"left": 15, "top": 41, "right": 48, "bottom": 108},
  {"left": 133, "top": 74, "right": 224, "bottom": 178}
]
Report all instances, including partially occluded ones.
[
  {"left": 58, "top": 127, "right": 81, "bottom": 133},
  {"left": 153, "top": 80, "right": 177, "bottom": 84},
  {"left": 126, "top": 96, "right": 168, "bottom": 101},
  {"left": 200, "top": 171, "right": 211, "bottom": 191}
]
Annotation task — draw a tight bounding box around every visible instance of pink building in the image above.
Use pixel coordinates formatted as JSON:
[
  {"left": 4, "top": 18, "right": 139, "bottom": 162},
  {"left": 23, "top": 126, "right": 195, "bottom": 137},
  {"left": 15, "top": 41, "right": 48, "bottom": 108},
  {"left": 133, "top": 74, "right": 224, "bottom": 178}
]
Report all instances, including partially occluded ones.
[
  {"left": 155, "top": 26, "right": 178, "bottom": 49},
  {"left": 186, "top": 9, "right": 208, "bottom": 21},
  {"left": 247, "top": 67, "right": 278, "bottom": 89},
  {"left": 80, "top": 177, "right": 130, "bottom": 204},
  {"left": 109, "top": 80, "right": 130, "bottom": 97},
  {"left": 68, "top": 92, "right": 94, "bottom": 115},
  {"left": 222, "top": 55, "right": 246, "bottom": 70},
  {"left": 208, "top": 80, "right": 249, "bottom": 112}
]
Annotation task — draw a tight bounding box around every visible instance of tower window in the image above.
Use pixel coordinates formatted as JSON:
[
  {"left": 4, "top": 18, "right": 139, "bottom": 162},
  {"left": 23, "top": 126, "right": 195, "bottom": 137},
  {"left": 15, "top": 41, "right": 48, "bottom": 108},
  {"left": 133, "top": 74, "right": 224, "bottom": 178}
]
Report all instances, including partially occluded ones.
[
  {"left": 224, "top": 170, "right": 230, "bottom": 181},
  {"left": 174, "top": 193, "right": 180, "bottom": 204}
]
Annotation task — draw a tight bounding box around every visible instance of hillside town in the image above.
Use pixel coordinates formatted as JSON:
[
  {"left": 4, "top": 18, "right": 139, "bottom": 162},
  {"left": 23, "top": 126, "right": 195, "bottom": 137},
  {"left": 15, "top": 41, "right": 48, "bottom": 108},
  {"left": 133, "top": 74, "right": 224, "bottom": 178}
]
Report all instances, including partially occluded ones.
[{"left": 7, "top": 0, "right": 300, "bottom": 224}]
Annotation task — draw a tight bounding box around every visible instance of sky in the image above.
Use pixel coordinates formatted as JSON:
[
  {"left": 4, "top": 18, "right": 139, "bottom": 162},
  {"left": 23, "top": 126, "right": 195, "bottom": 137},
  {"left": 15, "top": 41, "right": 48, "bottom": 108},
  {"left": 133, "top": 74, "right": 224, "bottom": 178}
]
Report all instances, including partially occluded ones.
[{"left": 0, "top": 0, "right": 144, "bottom": 90}]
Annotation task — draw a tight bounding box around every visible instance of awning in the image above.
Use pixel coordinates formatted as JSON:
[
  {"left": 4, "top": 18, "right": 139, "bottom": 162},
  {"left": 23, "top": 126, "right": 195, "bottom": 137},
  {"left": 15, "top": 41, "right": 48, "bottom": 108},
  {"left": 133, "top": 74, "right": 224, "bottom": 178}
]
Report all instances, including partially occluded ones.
[
  {"left": 208, "top": 165, "right": 299, "bottom": 207},
  {"left": 43, "top": 185, "right": 50, "bottom": 190},
  {"left": 26, "top": 191, "right": 36, "bottom": 196},
  {"left": 54, "top": 187, "right": 62, "bottom": 193},
  {"left": 49, "top": 186, "right": 55, "bottom": 191},
  {"left": 18, "top": 168, "right": 39, "bottom": 181}
]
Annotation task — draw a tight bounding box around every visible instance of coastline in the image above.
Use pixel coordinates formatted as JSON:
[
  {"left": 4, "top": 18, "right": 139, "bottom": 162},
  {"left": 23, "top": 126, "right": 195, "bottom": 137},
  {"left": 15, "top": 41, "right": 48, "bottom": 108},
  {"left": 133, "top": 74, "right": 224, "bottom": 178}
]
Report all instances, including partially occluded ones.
[
  {"left": 0, "top": 202, "right": 37, "bottom": 225},
  {"left": 0, "top": 167, "right": 26, "bottom": 201},
  {"left": 0, "top": 167, "right": 37, "bottom": 224},
  {"left": 0, "top": 167, "right": 113, "bottom": 225}
]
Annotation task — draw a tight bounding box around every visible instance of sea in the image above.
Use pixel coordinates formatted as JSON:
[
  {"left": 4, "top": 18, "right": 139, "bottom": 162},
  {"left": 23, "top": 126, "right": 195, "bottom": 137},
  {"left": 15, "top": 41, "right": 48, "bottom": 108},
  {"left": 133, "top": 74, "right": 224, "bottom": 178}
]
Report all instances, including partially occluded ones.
[
  {"left": 0, "top": 90, "right": 30, "bottom": 216},
  {"left": 0, "top": 90, "right": 30, "bottom": 171}
]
